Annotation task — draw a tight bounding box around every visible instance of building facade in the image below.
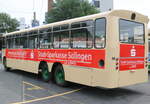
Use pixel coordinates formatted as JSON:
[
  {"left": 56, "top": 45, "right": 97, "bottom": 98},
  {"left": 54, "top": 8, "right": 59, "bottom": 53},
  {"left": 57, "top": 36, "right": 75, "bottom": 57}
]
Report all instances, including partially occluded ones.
[{"left": 92, "top": 0, "right": 113, "bottom": 12}]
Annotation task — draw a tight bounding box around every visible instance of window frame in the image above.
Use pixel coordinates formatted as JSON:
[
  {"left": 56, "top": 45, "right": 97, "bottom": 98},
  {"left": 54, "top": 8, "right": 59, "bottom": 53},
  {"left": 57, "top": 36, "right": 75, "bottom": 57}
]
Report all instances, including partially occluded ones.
[
  {"left": 71, "top": 20, "right": 94, "bottom": 49},
  {"left": 19, "top": 33, "right": 28, "bottom": 49},
  {"left": 53, "top": 24, "right": 70, "bottom": 49},
  {"left": 94, "top": 17, "right": 106, "bottom": 49},
  {"left": 119, "top": 19, "right": 145, "bottom": 45},
  {"left": 28, "top": 30, "right": 39, "bottom": 49},
  {"left": 39, "top": 27, "right": 52, "bottom": 49}
]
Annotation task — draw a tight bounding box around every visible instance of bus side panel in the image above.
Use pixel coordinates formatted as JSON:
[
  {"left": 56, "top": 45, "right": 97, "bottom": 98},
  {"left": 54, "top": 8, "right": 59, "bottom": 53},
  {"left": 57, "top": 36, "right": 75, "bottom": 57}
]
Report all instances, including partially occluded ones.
[
  {"left": 118, "top": 69, "right": 148, "bottom": 87},
  {"left": 6, "top": 58, "right": 39, "bottom": 74},
  {"left": 61, "top": 49, "right": 105, "bottom": 86},
  {"left": 5, "top": 49, "right": 39, "bottom": 74},
  {"left": 64, "top": 65, "right": 92, "bottom": 86},
  {"left": 90, "top": 16, "right": 120, "bottom": 88},
  {"left": 91, "top": 70, "right": 119, "bottom": 88}
]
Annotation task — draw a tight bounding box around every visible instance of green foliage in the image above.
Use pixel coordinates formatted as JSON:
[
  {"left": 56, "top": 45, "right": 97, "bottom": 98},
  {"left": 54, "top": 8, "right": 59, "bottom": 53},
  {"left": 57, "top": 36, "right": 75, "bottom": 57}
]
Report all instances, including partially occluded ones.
[
  {"left": 0, "top": 13, "right": 19, "bottom": 33},
  {"left": 45, "top": 0, "right": 99, "bottom": 23}
]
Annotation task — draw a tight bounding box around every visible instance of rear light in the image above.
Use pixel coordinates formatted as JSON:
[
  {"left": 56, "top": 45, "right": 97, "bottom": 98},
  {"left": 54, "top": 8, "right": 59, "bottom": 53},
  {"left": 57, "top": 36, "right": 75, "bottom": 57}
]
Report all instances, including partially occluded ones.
[
  {"left": 116, "top": 67, "right": 118, "bottom": 70},
  {"left": 115, "top": 58, "right": 119, "bottom": 70},
  {"left": 145, "top": 57, "right": 148, "bottom": 60},
  {"left": 145, "top": 57, "right": 148, "bottom": 67},
  {"left": 115, "top": 58, "right": 119, "bottom": 61}
]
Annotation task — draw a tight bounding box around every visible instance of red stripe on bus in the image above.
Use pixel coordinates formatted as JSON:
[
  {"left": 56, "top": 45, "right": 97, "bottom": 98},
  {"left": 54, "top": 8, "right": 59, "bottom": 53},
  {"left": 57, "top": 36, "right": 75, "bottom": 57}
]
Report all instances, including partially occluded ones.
[{"left": 6, "top": 49, "right": 105, "bottom": 69}]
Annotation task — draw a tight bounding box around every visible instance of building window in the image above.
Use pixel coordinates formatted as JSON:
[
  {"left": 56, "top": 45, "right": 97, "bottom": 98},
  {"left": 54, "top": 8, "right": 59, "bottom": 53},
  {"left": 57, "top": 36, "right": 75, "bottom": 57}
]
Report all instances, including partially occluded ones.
[{"left": 93, "top": 0, "right": 100, "bottom": 8}]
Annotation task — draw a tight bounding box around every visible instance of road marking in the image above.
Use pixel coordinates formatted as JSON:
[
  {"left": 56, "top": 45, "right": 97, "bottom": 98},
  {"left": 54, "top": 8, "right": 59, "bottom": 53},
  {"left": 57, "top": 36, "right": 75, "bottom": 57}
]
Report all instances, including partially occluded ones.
[
  {"left": 23, "top": 81, "right": 43, "bottom": 90},
  {"left": 62, "top": 96, "right": 85, "bottom": 104},
  {"left": 12, "top": 88, "right": 83, "bottom": 104},
  {"left": 24, "top": 94, "right": 37, "bottom": 99}
]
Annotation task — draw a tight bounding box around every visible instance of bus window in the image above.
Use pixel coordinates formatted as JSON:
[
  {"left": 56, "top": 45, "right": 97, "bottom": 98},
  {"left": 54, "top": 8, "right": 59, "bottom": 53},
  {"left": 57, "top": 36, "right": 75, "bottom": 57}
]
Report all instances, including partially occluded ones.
[
  {"left": 14, "top": 35, "right": 20, "bottom": 49},
  {"left": 7, "top": 37, "right": 14, "bottom": 49},
  {"left": 53, "top": 25, "right": 69, "bottom": 49},
  {"left": 53, "top": 26, "right": 60, "bottom": 48},
  {"left": 2, "top": 37, "right": 6, "bottom": 49},
  {"left": 39, "top": 28, "right": 52, "bottom": 49},
  {"left": 95, "top": 18, "right": 106, "bottom": 48},
  {"left": 28, "top": 36, "right": 38, "bottom": 49},
  {"left": 119, "top": 19, "right": 144, "bottom": 44},
  {"left": 0, "top": 37, "right": 2, "bottom": 50},
  {"left": 28, "top": 31, "right": 38, "bottom": 49},
  {"left": 60, "top": 25, "right": 69, "bottom": 48},
  {"left": 20, "top": 33, "right": 28, "bottom": 49},
  {"left": 71, "top": 20, "right": 93, "bottom": 49}
]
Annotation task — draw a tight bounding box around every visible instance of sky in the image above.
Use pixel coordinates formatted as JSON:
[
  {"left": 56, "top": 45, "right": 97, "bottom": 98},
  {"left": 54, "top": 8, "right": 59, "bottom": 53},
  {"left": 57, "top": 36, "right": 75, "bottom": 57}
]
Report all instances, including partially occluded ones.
[
  {"left": 0, "top": 0, "right": 150, "bottom": 26},
  {"left": 0, "top": 0, "right": 47, "bottom": 26}
]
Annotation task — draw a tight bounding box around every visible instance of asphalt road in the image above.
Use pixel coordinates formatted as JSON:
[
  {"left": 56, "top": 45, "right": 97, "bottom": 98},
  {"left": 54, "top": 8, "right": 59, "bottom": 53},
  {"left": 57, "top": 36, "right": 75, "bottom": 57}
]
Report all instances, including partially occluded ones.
[{"left": 0, "top": 64, "right": 150, "bottom": 104}]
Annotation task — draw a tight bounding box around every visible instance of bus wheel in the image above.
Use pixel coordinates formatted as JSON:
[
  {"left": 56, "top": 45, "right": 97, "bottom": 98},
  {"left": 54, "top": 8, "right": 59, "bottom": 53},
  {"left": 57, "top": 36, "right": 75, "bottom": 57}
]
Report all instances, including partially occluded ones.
[
  {"left": 3, "top": 58, "right": 10, "bottom": 71},
  {"left": 41, "top": 63, "right": 50, "bottom": 82},
  {"left": 54, "top": 64, "right": 67, "bottom": 86}
]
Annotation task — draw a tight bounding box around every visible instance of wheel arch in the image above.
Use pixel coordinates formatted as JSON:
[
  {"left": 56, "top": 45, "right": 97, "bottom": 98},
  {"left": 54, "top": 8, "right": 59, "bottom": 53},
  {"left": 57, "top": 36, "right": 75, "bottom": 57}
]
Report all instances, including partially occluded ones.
[{"left": 38, "top": 61, "right": 48, "bottom": 71}]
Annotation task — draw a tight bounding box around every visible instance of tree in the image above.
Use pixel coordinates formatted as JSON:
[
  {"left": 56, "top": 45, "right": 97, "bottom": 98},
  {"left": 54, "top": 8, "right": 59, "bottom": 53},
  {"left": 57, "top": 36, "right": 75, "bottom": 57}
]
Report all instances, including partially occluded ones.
[
  {"left": 45, "top": 0, "right": 99, "bottom": 23},
  {"left": 0, "top": 13, "right": 19, "bottom": 33}
]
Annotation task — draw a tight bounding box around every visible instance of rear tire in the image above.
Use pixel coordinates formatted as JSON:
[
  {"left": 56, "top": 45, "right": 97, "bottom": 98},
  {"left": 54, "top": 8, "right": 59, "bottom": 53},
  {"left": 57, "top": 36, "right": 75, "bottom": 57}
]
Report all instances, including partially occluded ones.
[
  {"left": 54, "top": 64, "right": 67, "bottom": 86},
  {"left": 3, "top": 58, "right": 10, "bottom": 71},
  {"left": 41, "top": 63, "right": 51, "bottom": 82}
]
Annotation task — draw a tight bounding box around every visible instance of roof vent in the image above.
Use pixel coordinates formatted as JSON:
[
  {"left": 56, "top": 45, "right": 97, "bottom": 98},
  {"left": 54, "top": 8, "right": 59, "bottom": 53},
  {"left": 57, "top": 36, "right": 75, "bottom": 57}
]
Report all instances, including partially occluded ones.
[{"left": 131, "top": 13, "right": 136, "bottom": 20}]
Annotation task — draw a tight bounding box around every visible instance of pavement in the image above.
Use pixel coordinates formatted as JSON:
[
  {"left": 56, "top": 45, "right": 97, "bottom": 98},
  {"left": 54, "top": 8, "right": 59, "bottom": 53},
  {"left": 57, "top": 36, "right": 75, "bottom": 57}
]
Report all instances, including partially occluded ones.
[{"left": 0, "top": 63, "right": 150, "bottom": 104}]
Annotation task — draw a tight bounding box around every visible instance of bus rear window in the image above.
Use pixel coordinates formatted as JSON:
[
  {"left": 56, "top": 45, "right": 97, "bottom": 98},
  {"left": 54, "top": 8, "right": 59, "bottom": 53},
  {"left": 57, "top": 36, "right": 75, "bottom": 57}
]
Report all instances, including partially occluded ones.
[{"left": 119, "top": 19, "right": 144, "bottom": 44}]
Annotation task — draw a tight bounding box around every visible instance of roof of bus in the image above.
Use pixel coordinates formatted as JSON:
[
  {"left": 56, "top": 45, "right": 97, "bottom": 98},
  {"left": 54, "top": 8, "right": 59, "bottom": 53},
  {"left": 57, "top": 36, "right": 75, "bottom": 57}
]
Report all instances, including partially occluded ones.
[{"left": 4, "top": 9, "right": 149, "bottom": 36}]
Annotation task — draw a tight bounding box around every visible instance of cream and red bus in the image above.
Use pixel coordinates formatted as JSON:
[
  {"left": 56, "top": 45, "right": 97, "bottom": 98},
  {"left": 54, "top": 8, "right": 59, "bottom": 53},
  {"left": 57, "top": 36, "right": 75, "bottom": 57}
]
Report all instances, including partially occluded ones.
[
  {"left": 0, "top": 36, "right": 2, "bottom": 59},
  {"left": 148, "top": 29, "right": 150, "bottom": 70},
  {"left": 0, "top": 35, "right": 4, "bottom": 59},
  {"left": 1, "top": 10, "right": 149, "bottom": 88}
]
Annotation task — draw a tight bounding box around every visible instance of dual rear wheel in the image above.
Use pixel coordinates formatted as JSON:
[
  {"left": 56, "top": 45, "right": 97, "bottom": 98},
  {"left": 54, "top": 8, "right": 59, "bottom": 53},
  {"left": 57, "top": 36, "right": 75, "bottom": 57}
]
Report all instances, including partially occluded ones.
[
  {"left": 54, "top": 64, "right": 67, "bottom": 86},
  {"left": 41, "top": 63, "right": 51, "bottom": 82},
  {"left": 40, "top": 63, "right": 67, "bottom": 86}
]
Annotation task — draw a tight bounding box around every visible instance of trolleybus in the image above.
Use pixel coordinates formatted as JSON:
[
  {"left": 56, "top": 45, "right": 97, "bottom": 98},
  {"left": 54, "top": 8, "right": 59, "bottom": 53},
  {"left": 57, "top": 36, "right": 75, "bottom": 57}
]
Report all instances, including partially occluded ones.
[
  {"left": 148, "top": 29, "right": 150, "bottom": 70},
  {"left": 0, "top": 35, "right": 3, "bottom": 60},
  {"left": 1, "top": 10, "right": 149, "bottom": 88}
]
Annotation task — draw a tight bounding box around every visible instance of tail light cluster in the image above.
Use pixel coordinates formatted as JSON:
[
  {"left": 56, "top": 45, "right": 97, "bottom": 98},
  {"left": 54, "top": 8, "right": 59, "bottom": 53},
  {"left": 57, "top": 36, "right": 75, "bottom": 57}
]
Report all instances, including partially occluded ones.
[
  {"left": 145, "top": 57, "right": 148, "bottom": 67},
  {"left": 115, "top": 58, "right": 119, "bottom": 70}
]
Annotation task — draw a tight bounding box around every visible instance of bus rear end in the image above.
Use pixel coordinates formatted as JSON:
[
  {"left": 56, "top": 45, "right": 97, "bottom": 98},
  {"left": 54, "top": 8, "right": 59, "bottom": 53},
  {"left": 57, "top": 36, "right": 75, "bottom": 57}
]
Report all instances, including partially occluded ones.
[{"left": 118, "top": 13, "right": 149, "bottom": 87}]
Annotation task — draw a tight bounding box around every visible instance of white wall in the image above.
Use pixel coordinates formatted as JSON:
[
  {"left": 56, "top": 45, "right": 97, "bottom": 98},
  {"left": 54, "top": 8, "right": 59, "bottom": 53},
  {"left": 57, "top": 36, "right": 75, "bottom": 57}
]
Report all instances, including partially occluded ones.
[{"left": 100, "top": 0, "right": 113, "bottom": 12}]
